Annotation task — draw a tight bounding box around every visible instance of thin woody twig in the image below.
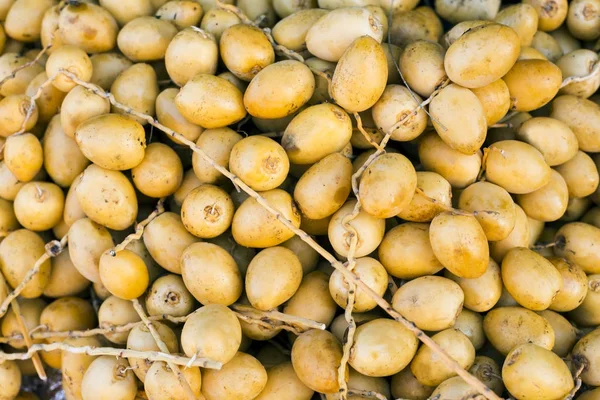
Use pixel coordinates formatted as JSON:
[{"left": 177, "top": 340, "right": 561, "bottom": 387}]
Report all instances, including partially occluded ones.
[
  {"left": 234, "top": 312, "right": 277, "bottom": 329},
  {"left": 0, "top": 342, "right": 222, "bottom": 368},
  {"left": 0, "top": 308, "right": 318, "bottom": 344},
  {"left": 560, "top": 61, "right": 600, "bottom": 89},
  {"left": 347, "top": 389, "right": 388, "bottom": 400},
  {"left": 0, "top": 313, "right": 190, "bottom": 343},
  {"left": 132, "top": 299, "right": 198, "bottom": 400},
  {"left": 412, "top": 188, "right": 498, "bottom": 218},
  {"left": 0, "top": 235, "right": 68, "bottom": 319},
  {"left": 353, "top": 112, "right": 384, "bottom": 151},
  {"left": 233, "top": 311, "right": 308, "bottom": 335},
  {"left": 15, "top": 78, "right": 54, "bottom": 136},
  {"left": 0, "top": 44, "right": 52, "bottom": 89},
  {"left": 385, "top": 0, "right": 446, "bottom": 132},
  {"left": 10, "top": 298, "right": 47, "bottom": 381},
  {"left": 231, "top": 304, "right": 325, "bottom": 331},
  {"left": 111, "top": 198, "right": 166, "bottom": 255},
  {"left": 531, "top": 241, "right": 557, "bottom": 250},
  {"left": 563, "top": 362, "right": 586, "bottom": 400},
  {"left": 337, "top": 232, "right": 358, "bottom": 399}
]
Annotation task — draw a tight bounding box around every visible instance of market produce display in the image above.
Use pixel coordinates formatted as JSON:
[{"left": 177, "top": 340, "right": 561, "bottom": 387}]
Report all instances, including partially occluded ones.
[{"left": 0, "top": 0, "right": 598, "bottom": 399}]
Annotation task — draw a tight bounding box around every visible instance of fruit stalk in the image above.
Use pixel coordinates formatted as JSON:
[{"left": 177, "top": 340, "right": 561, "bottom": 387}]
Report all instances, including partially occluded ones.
[
  {"left": 0, "top": 342, "right": 222, "bottom": 368},
  {"left": 132, "top": 299, "right": 198, "bottom": 400}
]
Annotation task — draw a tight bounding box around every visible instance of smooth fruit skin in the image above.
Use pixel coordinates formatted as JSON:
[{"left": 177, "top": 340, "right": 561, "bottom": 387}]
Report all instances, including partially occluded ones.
[
  {"left": 331, "top": 36, "right": 388, "bottom": 113},
  {"left": 180, "top": 242, "right": 243, "bottom": 306},
  {"left": 429, "top": 212, "right": 489, "bottom": 278},
  {"left": 245, "top": 246, "right": 303, "bottom": 311},
  {"left": 176, "top": 74, "right": 247, "bottom": 129},
  {"left": 291, "top": 329, "right": 347, "bottom": 394},
  {"left": 359, "top": 153, "right": 417, "bottom": 218},
  {"left": 392, "top": 276, "right": 464, "bottom": 331},
  {"left": 483, "top": 307, "right": 555, "bottom": 355},
  {"left": 181, "top": 304, "right": 242, "bottom": 365},
  {"left": 81, "top": 356, "right": 137, "bottom": 400},
  {"left": 485, "top": 140, "right": 551, "bottom": 194},
  {"left": 243, "top": 60, "right": 314, "bottom": 119},
  {"left": 349, "top": 319, "right": 419, "bottom": 377},
  {"left": 502, "top": 343, "right": 574, "bottom": 400},
  {"left": 99, "top": 249, "right": 149, "bottom": 300},
  {"left": 501, "top": 247, "right": 562, "bottom": 310},
  {"left": 429, "top": 84, "right": 487, "bottom": 155}
]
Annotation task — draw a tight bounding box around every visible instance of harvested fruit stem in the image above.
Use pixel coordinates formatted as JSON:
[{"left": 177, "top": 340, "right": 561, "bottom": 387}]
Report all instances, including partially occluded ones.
[
  {"left": 231, "top": 304, "right": 326, "bottom": 331},
  {"left": 560, "top": 60, "right": 600, "bottom": 89},
  {"left": 8, "top": 296, "right": 47, "bottom": 381},
  {"left": 0, "top": 235, "right": 68, "bottom": 319},
  {"left": 337, "top": 213, "right": 359, "bottom": 399},
  {"left": 132, "top": 299, "right": 198, "bottom": 400},
  {"left": 347, "top": 389, "right": 388, "bottom": 400},
  {"left": 0, "top": 342, "right": 221, "bottom": 368},
  {"left": 111, "top": 198, "right": 166, "bottom": 255},
  {"left": 0, "top": 313, "right": 190, "bottom": 343},
  {"left": 17, "top": 78, "right": 55, "bottom": 135},
  {"left": 0, "top": 304, "right": 322, "bottom": 343},
  {"left": 51, "top": 67, "right": 502, "bottom": 400},
  {"left": 0, "top": 42, "right": 52, "bottom": 89},
  {"left": 564, "top": 362, "right": 586, "bottom": 400},
  {"left": 354, "top": 112, "right": 384, "bottom": 151}
]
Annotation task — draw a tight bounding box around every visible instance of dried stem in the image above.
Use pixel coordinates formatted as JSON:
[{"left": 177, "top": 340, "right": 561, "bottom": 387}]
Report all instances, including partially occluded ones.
[
  {"left": 0, "top": 308, "right": 310, "bottom": 343},
  {"left": 231, "top": 304, "right": 325, "bottom": 332},
  {"left": 9, "top": 298, "right": 47, "bottom": 381},
  {"left": 353, "top": 112, "right": 384, "bottom": 151},
  {"left": 132, "top": 299, "right": 198, "bottom": 400},
  {"left": 0, "top": 314, "right": 189, "bottom": 344},
  {"left": 531, "top": 241, "right": 557, "bottom": 250},
  {"left": 387, "top": 79, "right": 449, "bottom": 134},
  {"left": 337, "top": 233, "right": 358, "bottom": 399},
  {"left": 336, "top": 151, "right": 365, "bottom": 398},
  {"left": 564, "top": 363, "right": 586, "bottom": 400},
  {"left": 234, "top": 312, "right": 279, "bottom": 330},
  {"left": 478, "top": 148, "right": 491, "bottom": 181},
  {"left": 0, "top": 342, "right": 221, "bottom": 368},
  {"left": 0, "top": 235, "right": 68, "bottom": 319},
  {"left": 111, "top": 198, "right": 166, "bottom": 255},
  {"left": 0, "top": 43, "right": 52, "bottom": 89},
  {"left": 347, "top": 389, "right": 388, "bottom": 400},
  {"left": 215, "top": 0, "right": 253, "bottom": 24},
  {"left": 563, "top": 382, "right": 582, "bottom": 400},
  {"left": 53, "top": 70, "right": 500, "bottom": 400},
  {"left": 16, "top": 78, "right": 55, "bottom": 136},
  {"left": 560, "top": 61, "right": 600, "bottom": 89},
  {"left": 413, "top": 188, "right": 498, "bottom": 218}
]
